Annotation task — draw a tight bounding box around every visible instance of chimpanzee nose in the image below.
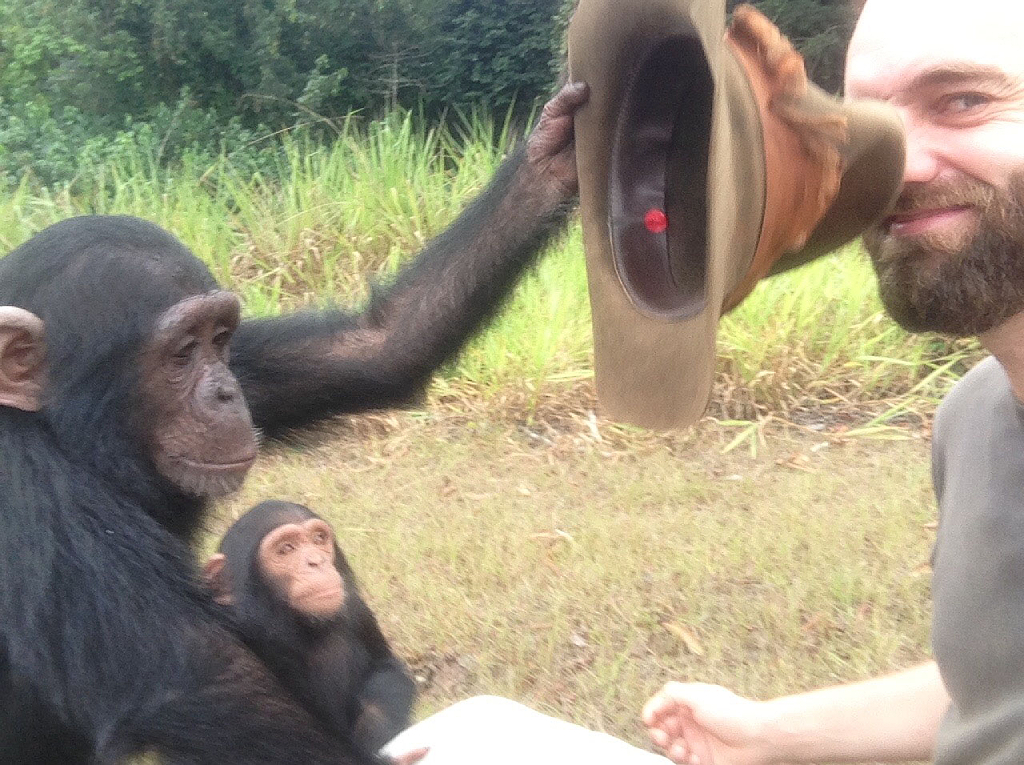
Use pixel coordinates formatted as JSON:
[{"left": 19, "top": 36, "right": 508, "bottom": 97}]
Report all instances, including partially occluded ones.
[{"left": 204, "top": 367, "right": 243, "bottom": 406}]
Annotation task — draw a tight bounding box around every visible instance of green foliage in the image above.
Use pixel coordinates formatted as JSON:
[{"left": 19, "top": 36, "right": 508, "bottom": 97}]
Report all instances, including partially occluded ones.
[
  {"left": 431, "top": 0, "right": 566, "bottom": 117},
  {"left": 0, "top": 0, "right": 576, "bottom": 186},
  {"left": 0, "top": 0, "right": 860, "bottom": 186},
  {"left": 0, "top": 89, "right": 280, "bottom": 188},
  {"left": 0, "top": 101, "right": 101, "bottom": 188},
  {"left": 0, "top": 0, "right": 568, "bottom": 127},
  {"left": 0, "top": 2, "right": 147, "bottom": 120}
]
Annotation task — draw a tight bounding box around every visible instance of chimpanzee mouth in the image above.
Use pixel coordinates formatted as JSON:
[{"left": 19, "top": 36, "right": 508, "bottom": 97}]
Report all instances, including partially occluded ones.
[
  {"left": 302, "top": 585, "right": 344, "bottom": 600},
  {"left": 162, "top": 452, "right": 258, "bottom": 498},
  {"left": 179, "top": 454, "right": 257, "bottom": 472},
  {"left": 297, "top": 585, "right": 346, "bottom": 614}
]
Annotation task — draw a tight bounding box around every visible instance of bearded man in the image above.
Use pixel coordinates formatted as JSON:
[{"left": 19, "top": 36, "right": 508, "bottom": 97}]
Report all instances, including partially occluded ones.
[{"left": 642, "top": 0, "right": 1024, "bottom": 762}]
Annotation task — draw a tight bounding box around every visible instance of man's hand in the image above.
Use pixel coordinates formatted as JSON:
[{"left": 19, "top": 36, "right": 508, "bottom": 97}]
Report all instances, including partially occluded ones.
[
  {"left": 525, "top": 81, "right": 590, "bottom": 197},
  {"left": 390, "top": 746, "right": 430, "bottom": 765},
  {"left": 644, "top": 664, "right": 948, "bottom": 764},
  {"left": 642, "top": 682, "right": 772, "bottom": 765}
]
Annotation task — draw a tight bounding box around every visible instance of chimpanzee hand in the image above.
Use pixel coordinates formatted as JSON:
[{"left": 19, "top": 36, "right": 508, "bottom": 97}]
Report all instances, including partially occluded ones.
[{"left": 525, "top": 81, "right": 590, "bottom": 197}]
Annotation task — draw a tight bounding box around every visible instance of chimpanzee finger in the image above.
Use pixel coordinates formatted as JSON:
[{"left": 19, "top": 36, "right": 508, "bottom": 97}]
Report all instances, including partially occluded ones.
[
  {"left": 541, "top": 81, "right": 590, "bottom": 121},
  {"left": 528, "top": 82, "right": 589, "bottom": 162}
]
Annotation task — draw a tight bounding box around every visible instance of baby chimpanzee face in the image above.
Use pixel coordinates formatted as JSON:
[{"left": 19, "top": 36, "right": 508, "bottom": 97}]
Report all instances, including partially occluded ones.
[{"left": 257, "top": 517, "right": 345, "bottom": 620}]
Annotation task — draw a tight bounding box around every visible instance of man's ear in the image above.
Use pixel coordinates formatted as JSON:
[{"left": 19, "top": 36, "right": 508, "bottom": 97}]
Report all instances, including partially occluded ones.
[
  {"left": 0, "top": 307, "right": 46, "bottom": 412},
  {"left": 202, "top": 553, "right": 235, "bottom": 606}
]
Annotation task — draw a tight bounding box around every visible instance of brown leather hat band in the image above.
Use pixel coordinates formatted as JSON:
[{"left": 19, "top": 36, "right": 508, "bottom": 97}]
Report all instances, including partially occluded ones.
[{"left": 721, "top": 5, "right": 848, "bottom": 311}]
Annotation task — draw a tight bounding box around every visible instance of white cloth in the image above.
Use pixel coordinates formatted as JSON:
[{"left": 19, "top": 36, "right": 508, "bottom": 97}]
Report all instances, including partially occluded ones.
[{"left": 383, "top": 695, "right": 671, "bottom": 765}]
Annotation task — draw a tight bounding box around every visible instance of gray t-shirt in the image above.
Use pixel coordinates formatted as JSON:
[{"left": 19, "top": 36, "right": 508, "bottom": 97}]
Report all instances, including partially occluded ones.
[{"left": 931, "top": 356, "right": 1024, "bottom": 763}]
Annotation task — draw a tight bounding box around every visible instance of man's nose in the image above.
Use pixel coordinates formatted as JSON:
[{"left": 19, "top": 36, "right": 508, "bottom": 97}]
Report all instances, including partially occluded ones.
[{"left": 900, "top": 114, "right": 944, "bottom": 185}]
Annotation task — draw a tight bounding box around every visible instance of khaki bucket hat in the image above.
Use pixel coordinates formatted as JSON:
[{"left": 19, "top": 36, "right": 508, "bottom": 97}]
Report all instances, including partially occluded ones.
[{"left": 568, "top": 1, "right": 905, "bottom": 429}]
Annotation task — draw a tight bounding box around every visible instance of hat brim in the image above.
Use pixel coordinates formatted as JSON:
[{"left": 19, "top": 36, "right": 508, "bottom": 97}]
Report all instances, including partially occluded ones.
[
  {"left": 771, "top": 95, "right": 906, "bottom": 274},
  {"left": 569, "top": 0, "right": 763, "bottom": 430}
]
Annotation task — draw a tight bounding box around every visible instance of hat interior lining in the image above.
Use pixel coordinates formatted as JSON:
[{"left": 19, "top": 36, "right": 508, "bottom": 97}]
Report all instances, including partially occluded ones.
[{"left": 608, "top": 30, "right": 713, "bottom": 321}]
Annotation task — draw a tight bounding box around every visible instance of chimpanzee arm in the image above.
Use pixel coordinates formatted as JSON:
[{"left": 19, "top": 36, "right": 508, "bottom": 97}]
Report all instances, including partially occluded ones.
[
  {"left": 230, "top": 83, "right": 587, "bottom": 440},
  {"left": 353, "top": 656, "right": 417, "bottom": 751},
  {"left": 350, "top": 604, "right": 418, "bottom": 752},
  {"left": 112, "top": 632, "right": 376, "bottom": 765},
  {"left": 0, "top": 466, "right": 378, "bottom": 764},
  {"left": 302, "top": 593, "right": 417, "bottom": 754},
  {"left": 9, "top": 595, "right": 381, "bottom": 765}
]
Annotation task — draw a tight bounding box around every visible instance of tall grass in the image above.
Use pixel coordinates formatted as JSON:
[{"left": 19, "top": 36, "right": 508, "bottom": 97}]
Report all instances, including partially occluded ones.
[{"left": 0, "top": 111, "right": 981, "bottom": 420}]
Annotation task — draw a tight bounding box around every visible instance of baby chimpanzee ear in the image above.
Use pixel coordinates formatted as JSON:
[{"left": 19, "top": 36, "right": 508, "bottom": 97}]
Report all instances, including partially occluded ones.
[
  {"left": 202, "top": 553, "right": 235, "bottom": 606},
  {"left": 0, "top": 307, "right": 46, "bottom": 412}
]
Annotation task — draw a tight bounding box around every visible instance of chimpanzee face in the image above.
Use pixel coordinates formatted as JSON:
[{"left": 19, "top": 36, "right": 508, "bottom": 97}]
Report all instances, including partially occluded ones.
[
  {"left": 138, "top": 291, "right": 259, "bottom": 498},
  {"left": 257, "top": 517, "right": 346, "bottom": 620}
]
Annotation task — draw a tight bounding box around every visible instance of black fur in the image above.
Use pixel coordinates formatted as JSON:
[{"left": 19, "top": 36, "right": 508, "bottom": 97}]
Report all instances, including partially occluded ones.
[
  {"left": 0, "top": 144, "right": 570, "bottom": 763},
  {"left": 219, "top": 501, "right": 416, "bottom": 756},
  {"left": 233, "top": 147, "right": 572, "bottom": 440}
]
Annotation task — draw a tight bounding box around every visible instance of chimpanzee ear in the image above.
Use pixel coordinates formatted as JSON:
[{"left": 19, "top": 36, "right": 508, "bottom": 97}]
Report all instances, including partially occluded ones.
[
  {"left": 202, "top": 553, "right": 235, "bottom": 606},
  {"left": 0, "top": 307, "right": 46, "bottom": 412}
]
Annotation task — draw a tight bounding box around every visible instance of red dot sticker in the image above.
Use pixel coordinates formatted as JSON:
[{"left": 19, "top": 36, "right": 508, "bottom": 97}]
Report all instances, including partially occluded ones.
[{"left": 644, "top": 208, "right": 668, "bottom": 233}]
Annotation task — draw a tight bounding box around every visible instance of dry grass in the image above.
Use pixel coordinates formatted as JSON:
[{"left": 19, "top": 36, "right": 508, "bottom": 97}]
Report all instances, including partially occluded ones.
[{"left": 204, "top": 403, "right": 935, "bottom": 751}]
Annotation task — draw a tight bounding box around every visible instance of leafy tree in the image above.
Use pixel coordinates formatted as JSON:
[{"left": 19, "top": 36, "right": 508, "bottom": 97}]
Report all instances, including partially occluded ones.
[
  {"left": 430, "top": 0, "right": 566, "bottom": 118},
  {"left": 0, "top": 0, "right": 863, "bottom": 187},
  {"left": 728, "top": 0, "right": 858, "bottom": 93}
]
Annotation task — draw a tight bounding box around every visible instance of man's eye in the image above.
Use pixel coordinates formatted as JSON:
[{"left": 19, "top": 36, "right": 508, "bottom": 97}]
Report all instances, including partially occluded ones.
[{"left": 939, "top": 92, "right": 992, "bottom": 115}]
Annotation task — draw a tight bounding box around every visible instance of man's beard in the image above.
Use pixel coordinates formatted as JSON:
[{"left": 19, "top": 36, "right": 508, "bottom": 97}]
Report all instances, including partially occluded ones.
[{"left": 863, "top": 172, "right": 1024, "bottom": 336}]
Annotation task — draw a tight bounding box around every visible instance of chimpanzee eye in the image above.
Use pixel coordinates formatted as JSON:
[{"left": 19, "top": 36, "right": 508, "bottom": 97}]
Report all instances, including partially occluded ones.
[
  {"left": 172, "top": 339, "right": 198, "bottom": 366},
  {"left": 212, "top": 330, "right": 231, "bottom": 351},
  {"left": 313, "top": 531, "right": 327, "bottom": 544},
  {"left": 277, "top": 542, "right": 294, "bottom": 556}
]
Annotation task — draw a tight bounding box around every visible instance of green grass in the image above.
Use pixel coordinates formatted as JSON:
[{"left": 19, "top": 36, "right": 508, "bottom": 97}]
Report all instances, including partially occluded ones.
[{"left": 0, "top": 111, "right": 982, "bottom": 422}]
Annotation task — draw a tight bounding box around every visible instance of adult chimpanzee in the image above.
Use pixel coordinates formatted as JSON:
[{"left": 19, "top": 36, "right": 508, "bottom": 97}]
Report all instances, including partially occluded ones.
[
  {"left": 204, "top": 500, "right": 416, "bottom": 756},
  {"left": 0, "top": 82, "right": 587, "bottom": 764}
]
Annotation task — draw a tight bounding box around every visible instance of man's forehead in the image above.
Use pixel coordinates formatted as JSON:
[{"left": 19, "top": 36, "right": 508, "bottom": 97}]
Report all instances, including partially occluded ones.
[{"left": 847, "top": 0, "right": 1024, "bottom": 99}]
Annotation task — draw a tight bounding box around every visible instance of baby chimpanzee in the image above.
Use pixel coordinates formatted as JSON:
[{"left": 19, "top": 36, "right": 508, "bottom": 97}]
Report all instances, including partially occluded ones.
[{"left": 205, "top": 500, "right": 416, "bottom": 756}]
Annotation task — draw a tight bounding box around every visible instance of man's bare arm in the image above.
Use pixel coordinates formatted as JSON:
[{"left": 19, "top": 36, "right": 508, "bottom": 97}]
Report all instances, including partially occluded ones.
[{"left": 644, "top": 662, "right": 949, "bottom": 764}]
